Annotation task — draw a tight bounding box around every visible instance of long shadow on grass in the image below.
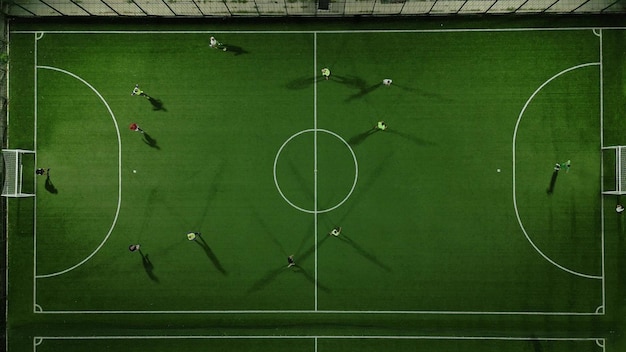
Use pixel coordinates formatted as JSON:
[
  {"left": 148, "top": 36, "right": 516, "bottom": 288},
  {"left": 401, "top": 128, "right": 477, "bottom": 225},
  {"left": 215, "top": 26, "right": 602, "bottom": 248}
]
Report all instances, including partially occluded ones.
[
  {"left": 192, "top": 159, "right": 228, "bottom": 230},
  {"left": 290, "top": 264, "right": 331, "bottom": 293},
  {"left": 348, "top": 127, "right": 379, "bottom": 146},
  {"left": 331, "top": 74, "right": 367, "bottom": 90},
  {"left": 195, "top": 234, "right": 227, "bottom": 275},
  {"left": 286, "top": 158, "right": 315, "bottom": 202},
  {"left": 223, "top": 44, "right": 249, "bottom": 56},
  {"left": 345, "top": 82, "right": 382, "bottom": 102},
  {"left": 547, "top": 169, "right": 559, "bottom": 194},
  {"left": 156, "top": 159, "right": 227, "bottom": 230},
  {"left": 393, "top": 83, "right": 454, "bottom": 102},
  {"left": 320, "top": 152, "right": 393, "bottom": 227},
  {"left": 337, "top": 233, "right": 391, "bottom": 272},
  {"left": 286, "top": 75, "right": 325, "bottom": 90},
  {"left": 142, "top": 132, "right": 160, "bottom": 150},
  {"left": 386, "top": 129, "right": 436, "bottom": 147},
  {"left": 530, "top": 338, "right": 543, "bottom": 352},
  {"left": 45, "top": 173, "right": 58, "bottom": 194},
  {"left": 139, "top": 249, "right": 159, "bottom": 282},
  {"left": 247, "top": 235, "right": 331, "bottom": 294},
  {"left": 252, "top": 210, "right": 289, "bottom": 257},
  {"left": 148, "top": 97, "right": 166, "bottom": 111}
]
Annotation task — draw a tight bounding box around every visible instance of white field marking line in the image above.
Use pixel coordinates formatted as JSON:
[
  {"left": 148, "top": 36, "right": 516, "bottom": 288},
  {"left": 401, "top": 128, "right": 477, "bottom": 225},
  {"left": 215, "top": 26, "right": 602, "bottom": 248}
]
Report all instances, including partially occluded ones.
[
  {"left": 35, "top": 309, "right": 602, "bottom": 315},
  {"left": 598, "top": 28, "right": 606, "bottom": 313},
  {"left": 33, "top": 336, "right": 606, "bottom": 341},
  {"left": 31, "top": 336, "right": 607, "bottom": 352},
  {"left": 4, "top": 22, "right": 9, "bottom": 350},
  {"left": 8, "top": 27, "right": 626, "bottom": 34},
  {"left": 591, "top": 27, "right": 606, "bottom": 312},
  {"left": 313, "top": 32, "right": 318, "bottom": 312},
  {"left": 512, "top": 62, "right": 602, "bottom": 281},
  {"left": 26, "top": 31, "right": 595, "bottom": 317},
  {"left": 273, "top": 129, "right": 358, "bottom": 214},
  {"left": 34, "top": 66, "right": 122, "bottom": 279},
  {"left": 33, "top": 32, "right": 39, "bottom": 312}
]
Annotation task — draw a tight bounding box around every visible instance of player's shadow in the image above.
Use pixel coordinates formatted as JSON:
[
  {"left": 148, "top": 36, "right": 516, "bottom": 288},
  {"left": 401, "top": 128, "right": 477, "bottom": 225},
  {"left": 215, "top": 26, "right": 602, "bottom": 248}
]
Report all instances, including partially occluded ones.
[
  {"left": 139, "top": 249, "right": 159, "bottom": 283},
  {"left": 290, "top": 264, "right": 331, "bottom": 293},
  {"left": 247, "top": 235, "right": 331, "bottom": 294},
  {"left": 386, "top": 129, "right": 436, "bottom": 147},
  {"left": 348, "top": 127, "right": 379, "bottom": 146},
  {"left": 332, "top": 74, "right": 368, "bottom": 90},
  {"left": 286, "top": 75, "right": 325, "bottom": 90},
  {"left": 44, "top": 174, "right": 58, "bottom": 194},
  {"left": 148, "top": 97, "right": 166, "bottom": 111},
  {"left": 247, "top": 266, "right": 285, "bottom": 293},
  {"left": 224, "top": 44, "right": 249, "bottom": 56},
  {"left": 195, "top": 235, "right": 227, "bottom": 275},
  {"left": 337, "top": 233, "right": 391, "bottom": 272},
  {"left": 394, "top": 83, "right": 454, "bottom": 102},
  {"left": 530, "top": 338, "right": 543, "bottom": 352},
  {"left": 547, "top": 169, "right": 559, "bottom": 194},
  {"left": 320, "top": 152, "right": 394, "bottom": 227},
  {"left": 345, "top": 82, "right": 382, "bottom": 102},
  {"left": 142, "top": 132, "right": 160, "bottom": 150},
  {"left": 287, "top": 158, "right": 315, "bottom": 201}
]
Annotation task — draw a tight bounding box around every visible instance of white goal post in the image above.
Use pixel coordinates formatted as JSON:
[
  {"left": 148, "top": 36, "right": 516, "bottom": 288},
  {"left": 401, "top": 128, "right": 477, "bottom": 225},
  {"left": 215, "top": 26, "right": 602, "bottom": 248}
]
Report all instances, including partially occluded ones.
[
  {"left": 2, "top": 149, "right": 35, "bottom": 197},
  {"left": 602, "top": 145, "right": 626, "bottom": 195}
]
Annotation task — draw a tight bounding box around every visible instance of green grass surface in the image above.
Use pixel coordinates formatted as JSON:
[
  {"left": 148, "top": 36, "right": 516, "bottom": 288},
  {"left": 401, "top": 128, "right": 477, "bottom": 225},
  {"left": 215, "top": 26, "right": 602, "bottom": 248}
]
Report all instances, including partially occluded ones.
[{"left": 5, "top": 20, "right": 626, "bottom": 352}]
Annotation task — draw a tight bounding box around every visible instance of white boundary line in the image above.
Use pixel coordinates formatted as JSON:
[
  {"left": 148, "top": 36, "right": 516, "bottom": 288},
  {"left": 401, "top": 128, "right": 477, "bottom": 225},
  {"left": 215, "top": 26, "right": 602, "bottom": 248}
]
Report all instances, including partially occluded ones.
[
  {"left": 32, "top": 335, "right": 608, "bottom": 341},
  {"left": 32, "top": 32, "right": 39, "bottom": 314},
  {"left": 597, "top": 28, "right": 606, "bottom": 315},
  {"left": 4, "top": 19, "right": 10, "bottom": 352},
  {"left": 33, "top": 309, "right": 602, "bottom": 315},
  {"left": 26, "top": 29, "right": 603, "bottom": 316},
  {"left": 9, "top": 27, "right": 626, "bottom": 34},
  {"left": 33, "top": 65, "right": 122, "bottom": 280},
  {"left": 313, "top": 32, "right": 318, "bottom": 311},
  {"left": 512, "top": 62, "right": 602, "bottom": 281},
  {"left": 31, "top": 335, "right": 606, "bottom": 352}
]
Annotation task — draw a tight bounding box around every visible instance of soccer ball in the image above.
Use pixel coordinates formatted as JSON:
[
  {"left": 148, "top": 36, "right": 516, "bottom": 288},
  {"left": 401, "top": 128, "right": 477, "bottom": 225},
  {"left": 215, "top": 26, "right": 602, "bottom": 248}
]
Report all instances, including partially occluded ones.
[{"left": 223, "top": 47, "right": 227, "bottom": 51}]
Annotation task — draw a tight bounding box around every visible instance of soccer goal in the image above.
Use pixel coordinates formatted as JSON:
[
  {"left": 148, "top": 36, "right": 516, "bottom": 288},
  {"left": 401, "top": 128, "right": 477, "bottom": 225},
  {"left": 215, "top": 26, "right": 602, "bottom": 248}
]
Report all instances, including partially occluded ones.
[
  {"left": 602, "top": 145, "right": 626, "bottom": 195},
  {"left": 2, "top": 149, "right": 35, "bottom": 197}
]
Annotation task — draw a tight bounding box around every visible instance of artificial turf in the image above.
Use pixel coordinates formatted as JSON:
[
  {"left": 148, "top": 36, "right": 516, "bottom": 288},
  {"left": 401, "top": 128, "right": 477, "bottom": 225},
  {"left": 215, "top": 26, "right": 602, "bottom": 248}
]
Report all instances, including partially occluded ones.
[{"left": 5, "top": 19, "right": 625, "bottom": 352}]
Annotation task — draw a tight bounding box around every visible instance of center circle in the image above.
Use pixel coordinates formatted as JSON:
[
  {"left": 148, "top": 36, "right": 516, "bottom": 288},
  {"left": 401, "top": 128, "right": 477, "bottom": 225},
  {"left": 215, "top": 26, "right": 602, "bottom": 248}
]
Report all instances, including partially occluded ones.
[{"left": 273, "top": 129, "right": 358, "bottom": 214}]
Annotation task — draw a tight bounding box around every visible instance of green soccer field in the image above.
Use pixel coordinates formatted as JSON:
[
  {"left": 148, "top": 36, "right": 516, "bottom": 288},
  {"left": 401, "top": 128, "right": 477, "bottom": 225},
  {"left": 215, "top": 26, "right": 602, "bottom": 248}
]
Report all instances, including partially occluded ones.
[{"left": 5, "top": 20, "right": 626, "bottom": 352}]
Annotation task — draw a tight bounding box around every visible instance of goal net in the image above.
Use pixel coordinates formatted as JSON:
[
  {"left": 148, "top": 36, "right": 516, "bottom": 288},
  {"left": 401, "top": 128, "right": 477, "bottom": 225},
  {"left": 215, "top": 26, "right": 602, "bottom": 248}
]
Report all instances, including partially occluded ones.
[
  {"left": 2, "top": 149, "right": 35, "bottom": 197},
  {"left": 603, "top": 145, "right": 626, "bottom": 195}
]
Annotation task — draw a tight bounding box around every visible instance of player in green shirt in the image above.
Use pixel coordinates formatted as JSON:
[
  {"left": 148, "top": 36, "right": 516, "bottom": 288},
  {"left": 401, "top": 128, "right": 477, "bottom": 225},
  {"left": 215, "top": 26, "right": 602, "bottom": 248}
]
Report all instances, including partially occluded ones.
[{"left": 321, "top": 67, "right": 331, "bottom": 80}]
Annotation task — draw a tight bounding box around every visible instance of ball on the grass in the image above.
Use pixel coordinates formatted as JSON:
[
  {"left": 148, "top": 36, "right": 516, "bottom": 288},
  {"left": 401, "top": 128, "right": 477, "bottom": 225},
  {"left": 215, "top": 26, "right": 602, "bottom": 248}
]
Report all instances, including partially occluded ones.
[
  {"left": 133, "top": 170, "right": 137, "bottom": 173},
  {"left": 223, "top": 47, "right": 227, "bottom": 51},
  {"left": 497, "top": 169, "right": 501, "bottom": 173}
]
